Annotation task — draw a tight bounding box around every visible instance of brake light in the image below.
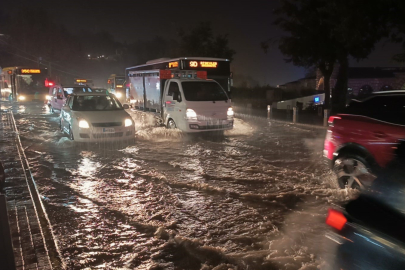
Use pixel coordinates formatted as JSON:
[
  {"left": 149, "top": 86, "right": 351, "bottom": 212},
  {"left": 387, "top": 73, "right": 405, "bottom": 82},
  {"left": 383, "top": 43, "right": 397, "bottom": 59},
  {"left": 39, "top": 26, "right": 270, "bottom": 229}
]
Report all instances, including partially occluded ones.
[
  {"left": 328, "top": 116, "right": 341, "bottom": 125},
  {"left": 326, "top": 209, "right": 347, "bottom": 230}
]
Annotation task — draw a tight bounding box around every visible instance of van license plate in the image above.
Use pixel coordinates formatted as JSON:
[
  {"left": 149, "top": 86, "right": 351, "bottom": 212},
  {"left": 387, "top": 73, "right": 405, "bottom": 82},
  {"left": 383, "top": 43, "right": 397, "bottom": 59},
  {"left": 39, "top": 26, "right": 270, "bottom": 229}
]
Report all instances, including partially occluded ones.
[{"left": 102, "top": 128, "right": 115, "bottom": 133}]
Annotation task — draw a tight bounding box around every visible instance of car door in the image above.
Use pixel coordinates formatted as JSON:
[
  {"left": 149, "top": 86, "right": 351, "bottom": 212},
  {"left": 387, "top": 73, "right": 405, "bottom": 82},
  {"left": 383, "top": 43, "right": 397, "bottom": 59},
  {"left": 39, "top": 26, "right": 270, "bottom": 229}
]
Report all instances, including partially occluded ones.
[
  {"left": 55, "top": 88, "right": 65, "bottom": 110},
  {"left": 51, "top": 87, "right": 58, "bottom": 108},
  {"left": 163, "top": 81, "right": 184, "bottom": 127},
  {"left": 358, "top": 95, "right": 405, "bottom": 167}
]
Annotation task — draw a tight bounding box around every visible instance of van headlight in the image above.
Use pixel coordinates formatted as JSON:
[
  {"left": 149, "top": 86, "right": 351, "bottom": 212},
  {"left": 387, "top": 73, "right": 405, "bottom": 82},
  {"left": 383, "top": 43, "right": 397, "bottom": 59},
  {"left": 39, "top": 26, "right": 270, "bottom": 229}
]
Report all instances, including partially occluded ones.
[
  {"left": 115, "top": 92, "right": 122, "bottom": 98},
  {"left": 78, "top": 119, "right": 90, "bottom": 128},
  {"left": 186, "top": 109, "right": 197, "bottom": 120},
  {"left": 46, "top": 95, "right": 52, "bottom": 100},
  {"left": 18, "top": 95, "right": 26, "bottom": 101},
  {"left": 227, "top": 107, "right": 234, "bottom": 117},
  {"left": 125, "top": 118, "right": 133, "bottom": 127}
]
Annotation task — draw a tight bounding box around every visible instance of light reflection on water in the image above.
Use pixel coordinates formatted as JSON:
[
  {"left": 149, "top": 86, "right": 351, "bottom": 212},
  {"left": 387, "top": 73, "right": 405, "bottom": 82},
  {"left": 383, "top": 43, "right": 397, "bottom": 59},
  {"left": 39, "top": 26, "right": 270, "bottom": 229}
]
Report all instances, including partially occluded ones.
[{"left": 11, "top": 103, "right": 355, "bottom": 269}]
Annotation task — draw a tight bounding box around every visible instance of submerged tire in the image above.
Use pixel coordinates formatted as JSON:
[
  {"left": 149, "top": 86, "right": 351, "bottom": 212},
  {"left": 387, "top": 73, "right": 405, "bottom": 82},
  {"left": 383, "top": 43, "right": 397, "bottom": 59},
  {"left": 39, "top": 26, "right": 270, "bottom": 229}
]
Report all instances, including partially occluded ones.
[
  {"left": 333, "top": 154, "right": 376, "bottom": 190},
  {"left": 167, "top": 119, "right": 177, "bottom": 129}
]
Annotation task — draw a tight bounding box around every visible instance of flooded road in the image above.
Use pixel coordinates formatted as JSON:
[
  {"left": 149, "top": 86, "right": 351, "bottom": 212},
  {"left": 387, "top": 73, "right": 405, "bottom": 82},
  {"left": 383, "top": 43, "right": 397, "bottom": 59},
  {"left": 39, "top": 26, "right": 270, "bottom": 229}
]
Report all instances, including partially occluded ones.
[{"left": 7, "top": 102, "right": 356, "bottom": 269}]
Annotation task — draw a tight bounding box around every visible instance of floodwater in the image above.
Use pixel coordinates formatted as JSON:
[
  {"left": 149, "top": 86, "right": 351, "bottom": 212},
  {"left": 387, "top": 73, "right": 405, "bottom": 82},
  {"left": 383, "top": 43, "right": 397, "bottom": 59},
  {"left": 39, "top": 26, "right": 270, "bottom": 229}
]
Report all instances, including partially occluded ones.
[{"left": 7, "top": 102, "right": 357, "bottom": 270}]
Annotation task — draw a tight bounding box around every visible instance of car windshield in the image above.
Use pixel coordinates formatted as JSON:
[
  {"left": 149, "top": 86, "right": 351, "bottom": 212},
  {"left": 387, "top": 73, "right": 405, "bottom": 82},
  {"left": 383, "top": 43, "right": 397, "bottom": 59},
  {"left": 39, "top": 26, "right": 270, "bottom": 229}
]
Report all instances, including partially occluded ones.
[
  {"left": 181, "top": 81, "right": 229, "bottom": 101},
  {"left": 72, "top": 95, "right": 123, "bottom": 111}
]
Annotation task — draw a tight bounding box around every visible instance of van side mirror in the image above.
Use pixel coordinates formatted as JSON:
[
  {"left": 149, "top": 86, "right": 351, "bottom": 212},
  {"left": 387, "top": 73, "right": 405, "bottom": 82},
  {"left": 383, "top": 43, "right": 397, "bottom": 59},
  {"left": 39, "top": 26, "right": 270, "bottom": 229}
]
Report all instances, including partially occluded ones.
[
  {"left": 173, "top": 93, "right": 181, "bottom": 102},
  {"left": 123, "top": 104, "right": 129, "bottom": 109}
]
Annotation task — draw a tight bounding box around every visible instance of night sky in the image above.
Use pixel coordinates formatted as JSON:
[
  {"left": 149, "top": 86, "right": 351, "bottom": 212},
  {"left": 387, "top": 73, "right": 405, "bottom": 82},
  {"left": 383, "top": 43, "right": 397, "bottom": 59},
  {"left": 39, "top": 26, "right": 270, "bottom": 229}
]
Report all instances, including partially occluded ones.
[{"left": 2, "top": 0, "right": 404, "bottom": 86}]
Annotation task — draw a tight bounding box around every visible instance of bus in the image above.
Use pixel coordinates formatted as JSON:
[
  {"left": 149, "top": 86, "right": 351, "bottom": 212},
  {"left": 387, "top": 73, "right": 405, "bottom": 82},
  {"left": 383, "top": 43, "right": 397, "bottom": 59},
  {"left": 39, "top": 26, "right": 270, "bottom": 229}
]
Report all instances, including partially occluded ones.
[
  {"left": 0, "top": 67, "right": 48, "bottom": 101},
  {"left": 74, "top": 78, "right": 94, "bottom": 87},
  {"left": 125, "top": 57, "right": 232, "bottom": 95},
  {"left": 107, "top": 74, "right": 126, "bottom": 103}
]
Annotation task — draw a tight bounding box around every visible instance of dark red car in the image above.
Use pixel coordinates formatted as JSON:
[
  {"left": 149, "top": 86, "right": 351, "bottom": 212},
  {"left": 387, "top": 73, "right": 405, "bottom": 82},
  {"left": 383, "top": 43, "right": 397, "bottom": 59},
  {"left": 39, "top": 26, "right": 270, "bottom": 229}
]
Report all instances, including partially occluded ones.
[{"left": 324, "top": 91, "right": 405, "bottom": 189}]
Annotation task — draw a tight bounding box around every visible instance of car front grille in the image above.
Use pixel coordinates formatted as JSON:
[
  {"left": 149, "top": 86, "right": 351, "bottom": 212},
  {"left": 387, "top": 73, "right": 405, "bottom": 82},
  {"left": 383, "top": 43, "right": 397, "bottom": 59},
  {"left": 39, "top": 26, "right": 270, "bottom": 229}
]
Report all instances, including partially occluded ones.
[
  {"left": 93, "top": 132, "right": 124, "bottom": 138},
  {"left": 92, "top": 122, "right": 122, "bottom": 127}
]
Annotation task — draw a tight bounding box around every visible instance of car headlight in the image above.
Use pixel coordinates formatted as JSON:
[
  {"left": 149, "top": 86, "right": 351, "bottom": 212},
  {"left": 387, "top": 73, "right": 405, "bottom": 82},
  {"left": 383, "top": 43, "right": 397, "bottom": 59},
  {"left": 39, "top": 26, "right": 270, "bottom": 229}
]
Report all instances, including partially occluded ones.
[
  {"left": 18, "top": 95, "right": 26, "bottom": 101},
  {"left": 46, "top": 95, "right": 52, "bottom": 100},
  {"left": 125, "top": 118, "right": 133, "bottom": 127},
  {"left": 78, "top": 119, "right": 90, "bottom": 128},
  {"left": 227, "top": 107, "right": 234, "bottom": 117},
  {"left": 186, "top": 108, "right": 197, "bottom": 119},
  {"left": 115, "top": 92, "right": 122, "bottom": 98}
]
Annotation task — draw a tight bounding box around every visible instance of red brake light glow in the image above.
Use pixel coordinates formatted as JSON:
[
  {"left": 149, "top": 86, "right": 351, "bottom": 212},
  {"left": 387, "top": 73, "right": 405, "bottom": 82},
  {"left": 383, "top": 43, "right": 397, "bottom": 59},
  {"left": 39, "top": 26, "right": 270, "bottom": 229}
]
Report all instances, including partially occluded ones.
[
  {"left": 326, "top": 209, "right": 347, "bottom": 230},
  {"left": 328, "top": 116, "right": 341, "bottom": 124}
]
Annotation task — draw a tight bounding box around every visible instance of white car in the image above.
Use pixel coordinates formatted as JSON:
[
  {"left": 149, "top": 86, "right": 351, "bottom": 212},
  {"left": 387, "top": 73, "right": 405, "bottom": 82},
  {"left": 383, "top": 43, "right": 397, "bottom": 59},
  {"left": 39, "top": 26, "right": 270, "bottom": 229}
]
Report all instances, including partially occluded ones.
[{"left": 60, "top": 92, "right": 135, "bottom": 142}]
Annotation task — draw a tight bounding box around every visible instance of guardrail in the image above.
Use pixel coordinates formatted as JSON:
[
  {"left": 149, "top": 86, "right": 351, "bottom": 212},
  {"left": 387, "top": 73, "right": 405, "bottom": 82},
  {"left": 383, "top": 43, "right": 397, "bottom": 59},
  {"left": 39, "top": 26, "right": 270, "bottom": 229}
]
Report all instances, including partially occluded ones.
[{"left": 233, "top": 105, "right": 329, "bottom": 128}]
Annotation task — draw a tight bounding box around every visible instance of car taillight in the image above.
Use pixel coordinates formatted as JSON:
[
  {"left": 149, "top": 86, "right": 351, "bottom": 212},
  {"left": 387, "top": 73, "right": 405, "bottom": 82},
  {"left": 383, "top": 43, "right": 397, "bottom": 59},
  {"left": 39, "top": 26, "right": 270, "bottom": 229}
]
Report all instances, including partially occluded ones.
[
  {"left": 326, "top": 209, "right": 347, "bottom": 230},
  {"left": 328, "top": 116, "right": 341, "bottom": 125}
]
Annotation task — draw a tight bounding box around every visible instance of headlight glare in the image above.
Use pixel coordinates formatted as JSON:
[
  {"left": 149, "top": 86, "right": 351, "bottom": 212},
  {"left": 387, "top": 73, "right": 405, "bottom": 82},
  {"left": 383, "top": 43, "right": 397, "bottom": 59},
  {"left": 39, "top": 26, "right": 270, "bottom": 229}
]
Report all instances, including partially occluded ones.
[
  {"left": 115, "top": 92, "right": 122, "bottom": 98},
  {"left": 46, "top": 95, "right": 52, "bottom": 100},
  {"left": 125, "top": 118, "right": 133, "bottom": 127},
  {"left": 227, "top": 107, "right": 234, "bottom": 116},
  {"left": 186, "top": 108, "right": 197, "bottom": 119},
  {"left": 78, "top": 119, "right": 90, "bottom": 128},
  {"left": 18, "top": 95, "right": 26, "bottom": 101}
]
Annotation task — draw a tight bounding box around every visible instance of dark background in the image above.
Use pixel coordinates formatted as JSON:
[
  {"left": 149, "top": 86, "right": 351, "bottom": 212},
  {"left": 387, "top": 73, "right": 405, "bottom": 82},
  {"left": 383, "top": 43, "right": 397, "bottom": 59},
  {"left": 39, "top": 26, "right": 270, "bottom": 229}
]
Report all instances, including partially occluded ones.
[{"left": 1, "top": 0, "right": 403, "bottom": 87}]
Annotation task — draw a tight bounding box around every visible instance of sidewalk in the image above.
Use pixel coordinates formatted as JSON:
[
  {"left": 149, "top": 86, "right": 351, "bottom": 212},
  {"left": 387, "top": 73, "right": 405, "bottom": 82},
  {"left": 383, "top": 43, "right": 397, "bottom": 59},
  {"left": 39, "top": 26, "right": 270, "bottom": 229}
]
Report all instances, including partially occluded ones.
[{"left": 0, "top": 109, "right": 62, "bottom": 270}]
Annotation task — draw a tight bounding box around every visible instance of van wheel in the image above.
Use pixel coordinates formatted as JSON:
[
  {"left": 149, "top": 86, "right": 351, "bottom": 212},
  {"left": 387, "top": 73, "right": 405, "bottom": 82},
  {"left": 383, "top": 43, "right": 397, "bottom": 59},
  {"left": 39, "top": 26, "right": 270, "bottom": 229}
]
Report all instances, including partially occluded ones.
[
  {"left": 167, "top": 119, "right": 177, "bottom": 129},
  {"left": 333, "top": 154, "right": 376, "bottom": 189},
  {"left": 69, "top": 126, "right": 74, "bottom": 141}
]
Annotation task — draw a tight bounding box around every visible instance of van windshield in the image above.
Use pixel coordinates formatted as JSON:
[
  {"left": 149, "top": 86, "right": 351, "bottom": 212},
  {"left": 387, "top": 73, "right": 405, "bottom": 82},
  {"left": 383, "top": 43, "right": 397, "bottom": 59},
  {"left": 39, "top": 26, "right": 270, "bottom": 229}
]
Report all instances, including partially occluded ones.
[
  {"left": 72, "top": 95, "right": 123, "bottom": 111},
  {"left": 181, "top": 82, "right": 228, "bottom": 101}
]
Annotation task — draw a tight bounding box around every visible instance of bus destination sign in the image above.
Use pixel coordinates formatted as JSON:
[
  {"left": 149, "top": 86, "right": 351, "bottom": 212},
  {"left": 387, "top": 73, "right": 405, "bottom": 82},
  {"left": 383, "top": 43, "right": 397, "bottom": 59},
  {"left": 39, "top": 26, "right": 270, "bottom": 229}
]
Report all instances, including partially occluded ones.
[
  {"left": 76, "top": 79, "right": 87, "bottom": 83},
  {"left": 21, "top": 69, "right": 41, "bottom": 74},
  {"left": 168, "top": 61, "right": 179, "bottom": 68},
  {"left": 189, "top": 61, "right": 218, "bottom": 68}
]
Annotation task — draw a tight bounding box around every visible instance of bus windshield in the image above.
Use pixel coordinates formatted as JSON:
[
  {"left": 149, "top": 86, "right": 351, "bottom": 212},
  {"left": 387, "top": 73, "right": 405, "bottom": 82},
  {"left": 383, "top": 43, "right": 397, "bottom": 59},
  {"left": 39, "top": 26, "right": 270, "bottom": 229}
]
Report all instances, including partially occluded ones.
[
  {"left": 115, "top": 78, "right": 125, "bottom": 85},
  {"left": 72, "top": 95, "right": 123, "bottom": 111},
  {"left": 18, "top": 73, "right": 48, "bottom": 94},
  {"left": 181, "top": 81, "right": 228, "bottom": 101}
]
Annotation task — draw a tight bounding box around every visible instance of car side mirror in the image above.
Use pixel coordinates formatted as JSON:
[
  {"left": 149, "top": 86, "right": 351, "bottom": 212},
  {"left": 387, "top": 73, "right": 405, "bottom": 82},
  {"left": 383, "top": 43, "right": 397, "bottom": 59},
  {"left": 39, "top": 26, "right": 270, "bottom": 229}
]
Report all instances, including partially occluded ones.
[{"left": 123, "top": 104, "right": 129, "bottom": 109}]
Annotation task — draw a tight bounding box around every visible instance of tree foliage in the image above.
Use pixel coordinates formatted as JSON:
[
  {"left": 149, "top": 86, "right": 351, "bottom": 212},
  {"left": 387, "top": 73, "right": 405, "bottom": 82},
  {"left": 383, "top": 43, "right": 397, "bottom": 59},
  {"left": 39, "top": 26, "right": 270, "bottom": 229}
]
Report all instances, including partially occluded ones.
[
  {"left": 271, "top": 0, "right": 393, "bottom": 111},
  {"left": 179, "top": 22, "right": 235, "bottom": 61}
]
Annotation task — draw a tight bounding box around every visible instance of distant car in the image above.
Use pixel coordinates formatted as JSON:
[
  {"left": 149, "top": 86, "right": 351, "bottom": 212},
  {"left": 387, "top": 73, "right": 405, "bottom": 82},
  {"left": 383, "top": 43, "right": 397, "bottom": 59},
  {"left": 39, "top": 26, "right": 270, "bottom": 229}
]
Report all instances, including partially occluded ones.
[
  {"left": 324, "top": 90, "right": 405, "bottom": 189},
  {"left": 47, "top": 85, "right": 93, "bottom": 112},
  {"left": 325, "top": 155, "right": 405, "bottom": 269},
  {"left": 60, "top": 92, "right": 135, "bottom": 142}
]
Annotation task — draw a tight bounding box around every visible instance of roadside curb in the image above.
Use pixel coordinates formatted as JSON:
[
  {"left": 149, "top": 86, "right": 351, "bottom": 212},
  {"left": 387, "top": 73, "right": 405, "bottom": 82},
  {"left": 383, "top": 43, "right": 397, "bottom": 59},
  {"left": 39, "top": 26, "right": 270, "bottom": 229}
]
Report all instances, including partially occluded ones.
[{"left": 1, "top": 110, "right": 64, "bottom": 270}]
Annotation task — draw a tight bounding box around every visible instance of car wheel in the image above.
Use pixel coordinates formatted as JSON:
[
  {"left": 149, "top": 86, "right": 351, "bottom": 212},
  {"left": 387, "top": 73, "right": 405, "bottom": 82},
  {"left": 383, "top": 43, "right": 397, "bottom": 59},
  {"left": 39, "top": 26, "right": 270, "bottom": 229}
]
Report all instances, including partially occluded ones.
[
  {"left": 69, "top": 126, "right": 74, "bottom": 141},
  {"left": 333, "top": 155, "right": 376, "bottom": 189},
  {"left": 167, "top": 119, "right": 177, "bottom": 129}
]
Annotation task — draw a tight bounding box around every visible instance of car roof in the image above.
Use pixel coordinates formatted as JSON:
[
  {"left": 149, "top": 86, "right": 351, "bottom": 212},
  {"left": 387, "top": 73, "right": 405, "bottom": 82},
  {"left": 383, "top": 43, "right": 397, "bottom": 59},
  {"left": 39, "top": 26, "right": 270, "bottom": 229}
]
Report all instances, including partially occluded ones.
[{"left": 72, "top": 92, "right": 108, "bottom": 96}]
